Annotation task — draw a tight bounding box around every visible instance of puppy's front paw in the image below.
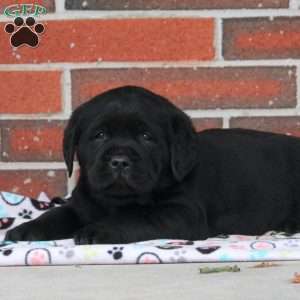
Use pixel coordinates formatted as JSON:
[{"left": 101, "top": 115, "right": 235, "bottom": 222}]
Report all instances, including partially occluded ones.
[
  {"left": 74, "top": 225, "right": 115, "bottom": 245},
  {"left": 5, "top": 221, "right": 46, "bottom": 241}
]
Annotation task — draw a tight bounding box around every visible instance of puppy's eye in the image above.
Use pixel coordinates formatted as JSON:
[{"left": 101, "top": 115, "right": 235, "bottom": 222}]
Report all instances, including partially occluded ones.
[
  {"left": 141, "top": 132, "right": 153, "bottom": 141},
  {"left": 95, "top": 130, "right": 107, "bottom": 140}
]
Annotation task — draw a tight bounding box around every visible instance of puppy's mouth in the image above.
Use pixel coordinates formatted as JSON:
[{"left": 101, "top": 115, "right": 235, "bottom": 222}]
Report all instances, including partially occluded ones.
[
  {"left": 111, "top": 169, "right": 130, "bottom": 186},
  {"left": 89, "top": 165, "right": 137, "bottom": 194},
  {"left": 103, "top": 174, "right": 137, "bottom": 196}
]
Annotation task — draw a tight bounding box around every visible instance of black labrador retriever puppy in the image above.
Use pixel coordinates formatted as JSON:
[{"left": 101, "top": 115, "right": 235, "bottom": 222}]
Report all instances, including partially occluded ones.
[{"left": 5, "top": 86, "right": 300, "bottom": 244}]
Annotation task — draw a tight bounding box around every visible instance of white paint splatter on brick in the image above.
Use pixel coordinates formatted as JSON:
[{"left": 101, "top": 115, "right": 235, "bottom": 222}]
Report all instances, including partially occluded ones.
[
  {"left": 47, "top": 171, "right": 56, "bottom": 177},
  {"left": 23, "top": 178, "right": 32, "bottom": 185},
  {"left": 81, "top": 1, "right": 88, "bottom": 8},
  {"left": 12, "top": 187, "right": 19, "bottom": 193}
]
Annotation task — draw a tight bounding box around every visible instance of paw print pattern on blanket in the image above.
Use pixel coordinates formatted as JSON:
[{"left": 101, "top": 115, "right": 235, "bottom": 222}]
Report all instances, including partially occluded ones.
[
  {"left": 156, "top": 240, "right": 194, "bottom": 250},
  {"left": 59, "top": 247, "right": 75, "bottom": 259},
  {"left": 107, "top": 246, "right": 124, "bottom": 260},
  {"left": 169, "top": 249, "right": 188, "bottom": 263},
  {"left": 30, "top": 199, "right": 54, "bottom": 211},
  {"left": 18, "top": 209, "right": 33, "bottom": 219},
  {"left": 156, "top": 244, "right": 183, "bottom": 250},
  {"left": 283, "top": 239, "right": 300, "bottom": 248},
  {"left": 196, "top": 246, "right": 221, "bottom": 255},
  {"left": 0, "top": 218, "right": 15, "bottom": 229},
  {"left": 0, "top": 249, "right": 13, "bottom": 256},
  {"left": 136, "top": 252, "right": 163, "bottom": 264},
  {"left": 25, "top": 248, "right": 52, "bottom": 266},
  {"left": 0, "top": 192, "right": 25, "bottom": 206},
  {"left": 250, "top": 241, "right": 276, "bottom": 250}
]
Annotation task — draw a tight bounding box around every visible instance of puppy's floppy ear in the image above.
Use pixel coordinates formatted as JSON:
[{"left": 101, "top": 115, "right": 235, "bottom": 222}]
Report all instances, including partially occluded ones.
[
  {"left": 170, "top": 113, "right": 199, "bottom": 181},
  {"left": 63, "top": 112, "right": 81, "bottom": 177}
]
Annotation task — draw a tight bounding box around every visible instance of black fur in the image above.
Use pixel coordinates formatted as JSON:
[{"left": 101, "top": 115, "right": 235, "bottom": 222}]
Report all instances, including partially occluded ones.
[{"left": 5, "top": 86, "right": 300, "bottom": 244}]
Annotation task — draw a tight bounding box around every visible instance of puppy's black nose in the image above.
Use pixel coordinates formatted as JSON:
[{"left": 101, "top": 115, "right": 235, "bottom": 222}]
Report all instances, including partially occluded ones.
[{"left": 109, "top": 155, "right": 131, "bottom": 170}]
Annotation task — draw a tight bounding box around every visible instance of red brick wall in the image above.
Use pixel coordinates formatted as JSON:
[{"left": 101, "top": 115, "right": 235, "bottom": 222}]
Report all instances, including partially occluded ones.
[{"left": 0, "top": 0, "right": 299, "bottom": 198}]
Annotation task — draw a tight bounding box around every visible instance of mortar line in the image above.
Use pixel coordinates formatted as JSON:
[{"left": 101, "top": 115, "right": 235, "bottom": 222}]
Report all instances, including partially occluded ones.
[
  {"left": 290, "top": 0, "right": 299, "bottom": 9},
  {"left": 0, "top": 114, "right": 68, "bottom": 120},
  {"left": 0, "top": 9, "right": 299, "bottom": 20},
  {"left": 62, "top": 68, "right": 72, "bottom": 118},
  {"left": 222, "top": 117, "right": 230, "bottom": 128},
  {"left": 0, "top": 60, "right": 298, "bottom": 70},
  {"left": 296, "top": 65, "right": 300, "bottom": 109},
  {"left": 214, "top": 18, "right": 224, "bottom": 61},
  {"left": 1, "top": 108, "right": 300, "bottom": 120},
  {"left": 54, "top": 0, "right": 65, "bottom": 13},
  {"left": 185, "top": 108, "right": 300, "bottom": 118},
  {"left": 0, "top": 162, "right": 66, "bottom": 170}
]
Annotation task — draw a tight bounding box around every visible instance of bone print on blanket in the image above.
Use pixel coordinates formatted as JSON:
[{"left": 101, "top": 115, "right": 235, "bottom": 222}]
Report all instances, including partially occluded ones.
[{"left": 0, "top": 191, "right": 300, "bottom": 266}]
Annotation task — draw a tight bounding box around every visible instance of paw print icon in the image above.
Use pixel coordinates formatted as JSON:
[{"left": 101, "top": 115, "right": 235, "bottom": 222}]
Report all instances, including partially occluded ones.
[{"left": 4, "top": 16, "right": 45, "bottom": 48}]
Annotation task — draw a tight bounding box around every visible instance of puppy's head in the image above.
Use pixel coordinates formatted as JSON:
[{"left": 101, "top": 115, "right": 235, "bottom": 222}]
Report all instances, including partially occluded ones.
[{"left": 64, "top": 86, "right": 198, "bottom": 203}]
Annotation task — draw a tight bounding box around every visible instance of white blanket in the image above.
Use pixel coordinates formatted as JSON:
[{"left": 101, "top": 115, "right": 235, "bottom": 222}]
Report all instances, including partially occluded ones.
[{"left": 0, "top": 191, "right": 300, "bottom": 266}]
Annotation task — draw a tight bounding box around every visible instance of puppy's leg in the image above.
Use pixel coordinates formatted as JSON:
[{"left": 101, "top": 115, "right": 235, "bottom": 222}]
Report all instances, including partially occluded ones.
[
  {"left": 281, "top": 209, "right": 300, "bottom": 235},
  {"left": 74, "top": 204, "right": 208, "bottom": 244},
  {"left": 5, "top": 205, "right": 81, "bottom": 241}
]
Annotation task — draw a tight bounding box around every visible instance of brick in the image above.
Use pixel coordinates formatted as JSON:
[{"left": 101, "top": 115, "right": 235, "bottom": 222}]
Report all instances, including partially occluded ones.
[
  {"left": 224, "top": 18, "right": 300, "bottom": 60},
  {"left": 192, "top": 118, "right": 223, "bottom": 132},
  {"left": 0, "top": 170, "right": 67, "bottom": 198},
  {"left": 230, "top": 117, "right": 300, "bottom": 137},
  {"left": 0, "top": 128, "right": 2, "bottom": 161},
  {"left": 0, "top": 0, "right": 55, "bottom": 13},
  {"left": 1, "top": 121, "right": 65, "bottom": 162},
  {"left": 0, "top": 71, "right": 62, "bottom": 114},
  {"left": 71, "top": 67, "right": 296, "bottom": 110},
  {"left": 0, "top": 19, "right": 214, "bottom": 63},
  {"left": 65, "top": 0, "right": 288, "bottom": 9}
]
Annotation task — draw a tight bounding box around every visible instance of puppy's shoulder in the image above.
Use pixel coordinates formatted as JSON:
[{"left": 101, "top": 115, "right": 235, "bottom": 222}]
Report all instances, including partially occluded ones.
[
  {"left": 195, "top": 128, "right": 276, "bottom": 152},
  {"left": 196, "top": 128, "right": 300, "bottom": 154}
]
